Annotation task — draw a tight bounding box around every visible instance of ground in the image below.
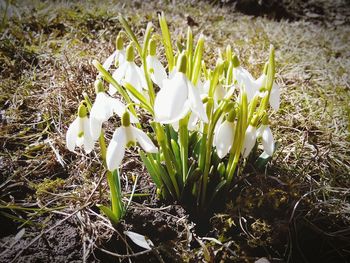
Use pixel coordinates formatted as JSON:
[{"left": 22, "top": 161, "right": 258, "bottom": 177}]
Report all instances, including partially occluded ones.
[{"left": 0, "top": 0, "right": 349, "bottom": 262}]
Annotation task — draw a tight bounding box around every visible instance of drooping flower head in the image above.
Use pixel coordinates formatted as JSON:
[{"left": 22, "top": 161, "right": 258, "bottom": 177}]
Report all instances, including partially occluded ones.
[
  {"left": 256, "top": 114, "right": 275, "bottom": 156},
  {"left": 146, "top": 38, "right": 167, "bottom": 88},
  {"left": 154, "top": 53, "right": 208, "bottom": 124},
  {"left": 109, "top": 44, "right": 147, "bottom": 97},
  {"left": 101, "top": 32, "right": 126, "bottom": 73},
  {"left": 90, "top": 79, "right": 138, "bottom": 141},
  {"left": 232, "top": 55, "right": 259, "bottom": 102},
  {"left": 106, "top": 111, "right": 158, "bottom": 171},
  {"left": 66, "top": 103, "right": 94, "bottom": 153},
  {"left": 214, "top": 109, "right": 236, "bottom": 159},
  {"left": 254, "top": 63, "right": 280, "bottom": 110}
]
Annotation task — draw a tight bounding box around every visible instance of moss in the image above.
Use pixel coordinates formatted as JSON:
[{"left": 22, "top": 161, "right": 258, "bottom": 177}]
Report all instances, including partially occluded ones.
[{"left": 35, "top": 178, "right": 66, "bottom": 198}]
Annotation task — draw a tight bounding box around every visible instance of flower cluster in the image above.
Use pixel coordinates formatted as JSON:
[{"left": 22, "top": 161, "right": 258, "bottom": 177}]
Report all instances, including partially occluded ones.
[{"left": 66, "top": 14, "right": 280, "bottom": 222}]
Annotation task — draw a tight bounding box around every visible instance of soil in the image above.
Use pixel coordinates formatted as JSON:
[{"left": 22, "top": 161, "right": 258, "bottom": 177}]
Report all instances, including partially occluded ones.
[{"left": 222, "top": 0, "right": 350, "bottom": 24}]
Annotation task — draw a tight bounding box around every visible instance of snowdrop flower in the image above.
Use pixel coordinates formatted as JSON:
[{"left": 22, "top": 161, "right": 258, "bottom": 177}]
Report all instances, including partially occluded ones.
[
  {"left": 109, "top": 44, "right": 147, "bottom": 96},
  {"left": 254, "top": 73, "right": 280, "bottom": 110},
  {"left": 241, "top": 124, "right": 257, "bottom": 158},
  {"left": 66, "top": 103, "right": 94, "bottom": 153},
  {"left": 154, "top": 54, "right": 208, "bottom": 124},
  {"left": 90, "top": 80, "right": 138, "bottom": 141},
  {"left": 214, "top": 118, "right": 235, "bottom": 159},
  {"left": 101, "top": 34, "right": 126, "bottom": 73},
  {"left": 232, "top": 56, "right": 258, "bottom": 102},
  {"left": 106, "top": 112, "right": 158, "bottom": 171},
  {"left": 257, "top": 124, "right": 275, "bottom": 156},
  {"left": 199, "top": 79, "right": 226, "bottom": 103},
  {"left": 146, "top": 39, "right": 167, "bottom": 88}
]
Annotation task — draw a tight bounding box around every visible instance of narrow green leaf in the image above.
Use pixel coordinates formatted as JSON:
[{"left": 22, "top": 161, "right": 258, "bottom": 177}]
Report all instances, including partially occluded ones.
[
  {"left": 98, "top": 205, "right": 120, "bottom": 225},
  {"left": 119, "top": 15, "right": 142, "bottom": 54}
]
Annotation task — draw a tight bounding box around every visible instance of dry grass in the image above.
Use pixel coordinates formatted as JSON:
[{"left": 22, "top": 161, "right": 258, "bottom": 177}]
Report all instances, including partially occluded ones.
[{"left": 0, "top": 0, "right": 349, "bottom": 261}]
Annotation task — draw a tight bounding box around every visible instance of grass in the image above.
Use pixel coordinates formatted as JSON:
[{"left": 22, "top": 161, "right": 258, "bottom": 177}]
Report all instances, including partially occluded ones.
[{"left": 0, "top": 0, "right": 349, "bottom": 261}]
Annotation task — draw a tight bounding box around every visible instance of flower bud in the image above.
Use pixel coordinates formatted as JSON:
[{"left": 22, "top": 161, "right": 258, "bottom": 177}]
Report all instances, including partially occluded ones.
[
  {"left": 94, "top": 79, "right": 104, "bottom": 94},
  {"left": 116, "top": 34, "right": 124, "bottom": 51},
  {"left": 126, "top": 44, "right": 135, "bottom": 62},
  {"left": 78, "top": 103, "right": 87, "bottom": 118},
  {"left": 148, "top": 38, "right": 157, "bottom": 56},
  {"left": 121, "top": 111, "right": 131, "bottom": 127}
]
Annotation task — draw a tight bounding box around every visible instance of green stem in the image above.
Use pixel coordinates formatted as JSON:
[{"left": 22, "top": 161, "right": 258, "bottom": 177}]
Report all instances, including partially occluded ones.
[
  {"left": 226, "top": 91, "right": 247, "bottom": 186},
  {"left": 179, "top": 117, "right": 189, "bottom": 183},
  {"left": 158, "top": 12, "right": 174, "bottom": 72},
  {"left": 99, "top": 131, "right": 107, "bottom": 167},
  {"left": 93, "top": 60, "right": 141, "bottom": 129},
  {"left": 141, "top": 22, "right": 155, "bottom": 106},
  {"left": 107, "top": 171, "right": 121, "bottom": 219},
  {"left": 155, "top": 123, "right": 180, "bottom": 198}
]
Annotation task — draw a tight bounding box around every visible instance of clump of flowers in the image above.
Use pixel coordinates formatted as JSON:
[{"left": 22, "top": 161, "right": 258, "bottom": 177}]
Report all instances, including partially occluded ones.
[{"left": 66, "top": 14, "right": 280, "bottom": 223}]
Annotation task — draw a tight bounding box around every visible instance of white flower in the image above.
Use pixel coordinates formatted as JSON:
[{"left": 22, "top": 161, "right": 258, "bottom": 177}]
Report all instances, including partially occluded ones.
[
  {"left": 241, "top": 125, "right": 257, "bottom": 158},
  {"left": 257, "top": 125, "right": 275, "bottom": 156},
  {"left": 102, "top": 49, "right": 126, "bottom": 73},
  {"left": 66, "top": 107, "right": 94, "bottom": 153},
  {"left": 198, "top": 79, "right": 226, "bottom": 102},
  {"left": 233, "top": 66, "right": 258, "bottom": 102},
  {"left": 254, "top": 74, "right": 280, "bottom": 110},
  {"left": 213, "top": 120, "right": 235, "bottom": 158},
  {"left": 154, "top": 71, "right": 208, "bottom": 124},
  {"left": 106, "top": 125, "right": 158, "bottom": 171},
  {"left": 109, "top": 60, "right": 147, "bottom": 96},
  {"left": 146, "top": 55, "right": 167, "bottom": 88},
  {"left": 89, "top": 91, "right": 138, "bottom": 141}
]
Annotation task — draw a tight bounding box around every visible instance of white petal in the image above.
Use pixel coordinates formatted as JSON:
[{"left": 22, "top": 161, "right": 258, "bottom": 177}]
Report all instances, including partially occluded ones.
[
  {"left": 124, "top": 126, "right": 136, "bottom": 145},
  {"left": 76, "top": 117, "right": 85, "bottom": 147},
  {"left": 83, "top": 117, "right": 94, "bottom": 153},
  {"left": 188, "top": 80, "right": 208, "bottom": 123},
  {"left": 241, "top": 125, "right": 257, "bottom": 158},
  {"left": 254, "top": 74, "right": 265, "bottom": 89},
  {"left": 131, "top": 127, "right": 158, "bottom": 153},
  {"left": 202, "top": 80, "right": 210, "bottom": 95},
  {"left": 136, "top": 64, "right": 148, "bottom": 89},
  {"left": 168, "top": 68, "right": 177, "bottom": 79},
  {"left": 262, "top": 126, "right": 275, "bottom": 156},
  {"left": 147, "top": 56, "right": 167, "bottom": 88},
  {"left": 66, "top": 118, "right": 79, "bottom": 151},
  {"left": 234, "top": 66, "right": 258, "bottom": 101},
  {"left": 154, "top": 73, "right": 189, "bottom": 124},
  {"left": 102, "top": 51, "right": 117, "bottom": 72},
  {"left": 90, "top": 117, "right": 103, "bottom": 141},
  {"left": 116, "top": 50, "right": 126, "bottom": 65},
  {"left": 109, "top": 62, "right": 127, "bottom": 95},
  {"left": 188, "top": 113, "right": 199, "bottom": 131},
  {"left": 214, "top": 121, "right": 235, "bottom": 158},
  {"left": 107, "top": 128, "right": 127, "bottom": 171},
  {"left": 269, "top": 83, "right": 280, "bottom": 110},
  {"left": 214, "top": 84, "right": 226, "bottom": 102},
  {"left": 125, "top": 63, "right": 143, "bottom": 92},
  {"left": 90, "top": 93, "right": 110, "bottom": 121},
  {"left": 256, "top": 125, "right": 263, "bottom": 138}
]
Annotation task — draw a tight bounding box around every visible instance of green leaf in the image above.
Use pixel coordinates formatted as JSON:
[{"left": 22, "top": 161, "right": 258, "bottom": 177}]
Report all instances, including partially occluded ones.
[
  {"left": 119, "top": 15, "right": 142, "bottom": 54},
  {"left": 98, "top": 205, "right": 120, "bottom": 225},
  {"left": 158, "top": 12, "right": 174, "bottom": 71},
  {"left": 140, "top": 151, "right": 162, "bottom": 187},
  {"left": 255, "top": 151, "right": 272, "bottom": 170},
  {"left": 124, "top": 82, "right": 154, "bottom": 114}
]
